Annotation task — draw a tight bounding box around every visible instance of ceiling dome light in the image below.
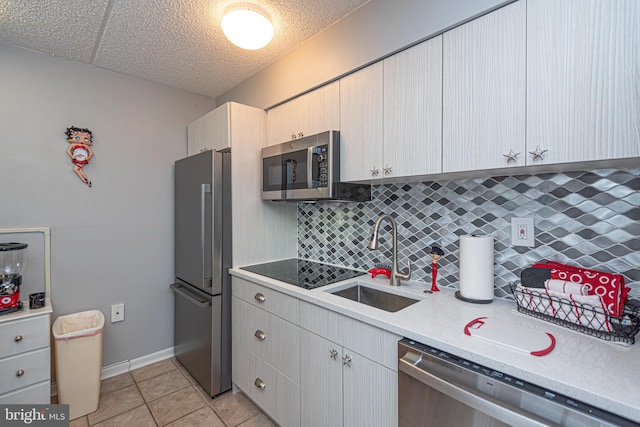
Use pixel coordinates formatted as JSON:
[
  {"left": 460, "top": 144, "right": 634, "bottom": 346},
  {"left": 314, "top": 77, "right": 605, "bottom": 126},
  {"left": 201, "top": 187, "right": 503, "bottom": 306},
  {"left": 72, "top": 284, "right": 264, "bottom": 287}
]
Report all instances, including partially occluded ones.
[{"left": 221, "top": 5, "right": 274, "bottom": 50}]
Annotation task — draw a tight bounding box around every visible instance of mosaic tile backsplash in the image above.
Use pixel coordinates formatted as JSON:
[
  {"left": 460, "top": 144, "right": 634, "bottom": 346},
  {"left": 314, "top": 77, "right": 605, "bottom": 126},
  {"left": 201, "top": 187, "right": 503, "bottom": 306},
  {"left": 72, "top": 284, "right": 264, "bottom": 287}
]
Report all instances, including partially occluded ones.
[{"left": 298, "top": 168, "right": 640, "bottom": 303}]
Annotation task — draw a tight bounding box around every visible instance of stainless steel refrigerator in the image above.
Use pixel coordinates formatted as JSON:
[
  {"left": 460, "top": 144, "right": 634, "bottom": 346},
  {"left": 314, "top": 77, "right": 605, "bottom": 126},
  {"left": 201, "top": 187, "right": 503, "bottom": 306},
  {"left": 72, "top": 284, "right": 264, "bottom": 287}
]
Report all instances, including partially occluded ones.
[{"left": 170, "top": 149, "right": 232, "bottom": 398}]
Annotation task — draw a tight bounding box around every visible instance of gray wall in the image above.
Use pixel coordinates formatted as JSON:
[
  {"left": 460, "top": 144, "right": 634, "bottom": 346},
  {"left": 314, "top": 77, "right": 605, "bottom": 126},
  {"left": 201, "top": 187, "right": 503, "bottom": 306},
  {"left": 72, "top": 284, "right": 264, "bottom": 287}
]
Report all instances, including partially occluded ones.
[
  {"left": 216, "top": 0, "right": 512, "bottom": 109},
  {"left": 0, "top": 44, "right": 215, "bottom": 367}
]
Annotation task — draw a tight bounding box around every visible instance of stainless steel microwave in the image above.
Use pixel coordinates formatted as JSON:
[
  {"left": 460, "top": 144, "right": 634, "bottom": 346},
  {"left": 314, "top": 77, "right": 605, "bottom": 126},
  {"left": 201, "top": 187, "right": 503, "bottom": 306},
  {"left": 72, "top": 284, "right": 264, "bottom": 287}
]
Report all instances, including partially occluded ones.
[{"left": 261, "top": 130, "right": 371, "bottom": 202}]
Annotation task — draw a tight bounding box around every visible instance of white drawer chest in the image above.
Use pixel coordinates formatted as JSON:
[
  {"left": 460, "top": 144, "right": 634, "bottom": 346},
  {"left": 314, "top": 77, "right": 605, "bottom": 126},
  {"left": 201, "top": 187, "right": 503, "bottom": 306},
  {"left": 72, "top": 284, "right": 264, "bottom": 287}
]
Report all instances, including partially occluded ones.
[
  {"left": 0, "top": 303, "right": 53, "bottom": 403},
  {"left": 0, "top": 227, "right": 53, "bottom": 404}
]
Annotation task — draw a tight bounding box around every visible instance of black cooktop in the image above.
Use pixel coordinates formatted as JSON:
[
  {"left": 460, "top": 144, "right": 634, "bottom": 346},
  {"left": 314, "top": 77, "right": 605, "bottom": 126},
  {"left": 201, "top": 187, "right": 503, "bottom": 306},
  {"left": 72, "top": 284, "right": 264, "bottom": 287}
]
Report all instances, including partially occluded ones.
[{"left": 240, "top": 259, "right": 364, "bottom": 289}]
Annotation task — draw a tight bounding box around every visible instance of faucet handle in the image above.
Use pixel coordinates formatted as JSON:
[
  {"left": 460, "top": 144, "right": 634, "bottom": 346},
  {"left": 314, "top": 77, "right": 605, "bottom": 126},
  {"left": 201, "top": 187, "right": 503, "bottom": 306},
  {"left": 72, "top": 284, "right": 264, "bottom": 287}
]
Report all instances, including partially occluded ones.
[{"left": 396, "top": 260, "right": 412, "bottom": 282}]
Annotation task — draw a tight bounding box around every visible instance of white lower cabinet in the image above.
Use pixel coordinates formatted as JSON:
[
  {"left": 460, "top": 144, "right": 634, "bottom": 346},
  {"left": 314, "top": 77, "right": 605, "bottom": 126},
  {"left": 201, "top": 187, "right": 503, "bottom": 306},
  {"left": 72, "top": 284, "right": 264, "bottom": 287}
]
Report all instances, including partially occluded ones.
[
  {"left": 231, "top": 278, "right": 300, "bottom": 426},
  {"left": 232, "top": 339, "right": 300, "bottom": 427},
  {"left": 299, "top": 301, "right": 399, "bottom": 427},
  {"left": 0, "top": 312, "right": 51, "bottom": 404},
  {"left": 232, "top": 278, "right": 399, "bottom": 427},
  {"left": 300, "top": 329, "right": 397, "bottom": 427}
]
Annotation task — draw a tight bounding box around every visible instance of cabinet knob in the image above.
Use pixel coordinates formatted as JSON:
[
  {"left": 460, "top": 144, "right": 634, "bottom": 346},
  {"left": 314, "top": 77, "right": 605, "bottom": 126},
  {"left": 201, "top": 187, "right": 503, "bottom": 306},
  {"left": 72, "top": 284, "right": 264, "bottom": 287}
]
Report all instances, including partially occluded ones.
[
  {"left": 16, "top": 369, "right": 25, "bottom": 377},
  {"left": 329, "top": 349, "right": 339, "bottom": 360},
  {"left": 529, "top": 146, "right": 548, "bottom": 161},
  {"left": 503, "top": 149, "right": 520, "bottom": 164},
  {"left": 14, "top": 335, "right": 23, "bottom": 342},
  {"left": 342, "top": 354, "right": 352, "bottom": 368},
  {"left": 383, "top": 165, "right": 392, "bottom": 175},
  {"left": 255, "top": 330, "right": 266, "bottom": 341},
  {"left": 298, "top": 132, "right": 304, "bottom": 138},
  {"left": 370, "top": 167, "right": 379, "bottom": 177},
  {"left": 291, "top": 133, "right": 297, "bottom": 140},
  {"left": 254, "top": 293, "right": 265, "bottom": 303},
  {"left": 254, "top": 378, "right": 266, "bottom": 390}
]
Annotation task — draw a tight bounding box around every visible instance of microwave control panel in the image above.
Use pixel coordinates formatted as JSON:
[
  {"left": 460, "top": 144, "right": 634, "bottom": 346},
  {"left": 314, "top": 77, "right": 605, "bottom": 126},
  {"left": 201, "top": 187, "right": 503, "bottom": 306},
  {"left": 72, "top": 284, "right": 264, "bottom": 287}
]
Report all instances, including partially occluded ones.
[{"left": 313, "top": 145, "right": 329, "bottom": 188}]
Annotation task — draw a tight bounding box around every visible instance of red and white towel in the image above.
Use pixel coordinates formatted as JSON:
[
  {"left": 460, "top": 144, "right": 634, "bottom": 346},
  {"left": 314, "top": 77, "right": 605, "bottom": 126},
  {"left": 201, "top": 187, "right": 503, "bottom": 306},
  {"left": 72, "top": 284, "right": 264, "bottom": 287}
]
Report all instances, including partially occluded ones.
[
  {"left": 544, "top": 279, "right": 589, "bottom": 296},
  {"left": 532, "top": 261, "right": 629, "bottom": 317}
]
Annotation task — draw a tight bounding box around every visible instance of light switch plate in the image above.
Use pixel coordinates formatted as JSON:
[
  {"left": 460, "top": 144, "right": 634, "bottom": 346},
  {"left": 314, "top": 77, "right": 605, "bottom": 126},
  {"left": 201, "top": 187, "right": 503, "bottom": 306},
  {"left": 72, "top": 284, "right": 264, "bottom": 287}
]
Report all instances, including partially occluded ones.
[{"left": 511, "top": 217, "right": 535, "bottom": 247}]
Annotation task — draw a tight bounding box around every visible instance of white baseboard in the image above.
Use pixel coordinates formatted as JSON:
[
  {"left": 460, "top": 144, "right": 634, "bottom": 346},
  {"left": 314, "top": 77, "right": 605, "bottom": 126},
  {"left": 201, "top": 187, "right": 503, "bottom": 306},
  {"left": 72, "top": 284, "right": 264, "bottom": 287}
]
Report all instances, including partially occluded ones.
[
  {"left": 102, "top": 346, "right": 175, "bottom": 379},
  {"left": 51, "top": 346, "right": 175, "bottom": 396}
]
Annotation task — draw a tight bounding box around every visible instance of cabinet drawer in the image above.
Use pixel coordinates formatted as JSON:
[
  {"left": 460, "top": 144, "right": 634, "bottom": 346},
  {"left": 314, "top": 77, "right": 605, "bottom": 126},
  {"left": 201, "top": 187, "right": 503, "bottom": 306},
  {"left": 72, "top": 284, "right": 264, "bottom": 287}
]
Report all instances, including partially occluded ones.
[
  {"left": 0, "top": 348, "right": 50, "bottom": 395},
  {"left": 0, "top": 315, "right": 50, "bottom": 359},
  {"left": 233, "top": 340, "right": 300, "bottom": 427},
  {"left": 232, "top": 277, "right": 298, "bottom": 323},
  {"left": 0, "top": 381, "right": 50, "bottom": 404},
  {"left": 232, "top": 297, "right": 300, "bottom": 382},
  {"left": 299, "top": 301, "right": 400, "bottom": 371}
]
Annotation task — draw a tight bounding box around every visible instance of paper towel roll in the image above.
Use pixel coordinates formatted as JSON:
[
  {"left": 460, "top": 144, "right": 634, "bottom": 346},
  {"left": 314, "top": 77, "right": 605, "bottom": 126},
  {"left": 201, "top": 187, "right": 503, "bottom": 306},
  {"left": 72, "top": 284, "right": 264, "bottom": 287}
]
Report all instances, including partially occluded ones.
[{"left": 458, "top": 235, "right": 494, "bottom": 303}]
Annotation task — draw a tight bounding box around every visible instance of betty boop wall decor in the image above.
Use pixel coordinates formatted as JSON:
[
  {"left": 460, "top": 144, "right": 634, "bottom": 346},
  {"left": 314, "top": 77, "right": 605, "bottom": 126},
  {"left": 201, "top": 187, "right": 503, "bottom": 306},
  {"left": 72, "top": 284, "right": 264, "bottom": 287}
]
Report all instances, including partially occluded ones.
[{"left": 65, "top": 126, "right": 94, "bottom": 187}]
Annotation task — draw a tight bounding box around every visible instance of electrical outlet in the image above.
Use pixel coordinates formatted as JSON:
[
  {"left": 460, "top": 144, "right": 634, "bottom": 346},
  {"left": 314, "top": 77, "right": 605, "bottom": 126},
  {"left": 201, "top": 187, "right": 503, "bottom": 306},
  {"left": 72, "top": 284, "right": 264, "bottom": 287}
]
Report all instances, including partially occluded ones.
[
  {"left": 111, "top": 303, "right": 125, "bottom": 323},
  {"left": 511, "top": 217, "right": 535, "bottom": 247}
]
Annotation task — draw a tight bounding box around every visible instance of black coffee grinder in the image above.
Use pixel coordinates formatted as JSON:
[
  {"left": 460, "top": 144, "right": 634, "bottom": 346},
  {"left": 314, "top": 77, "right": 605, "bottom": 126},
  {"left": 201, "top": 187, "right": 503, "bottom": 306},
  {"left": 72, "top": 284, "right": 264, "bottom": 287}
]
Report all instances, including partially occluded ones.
[{"left": 0, "top": 242, "right": 28, "bottom": 315}]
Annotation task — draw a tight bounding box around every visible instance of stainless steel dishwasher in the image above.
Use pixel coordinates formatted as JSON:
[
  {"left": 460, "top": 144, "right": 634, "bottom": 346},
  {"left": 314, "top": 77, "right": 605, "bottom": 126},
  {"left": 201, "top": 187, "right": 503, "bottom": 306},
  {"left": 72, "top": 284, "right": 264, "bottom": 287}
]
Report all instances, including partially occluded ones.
[{"left": 398, "top": 338, "right": 636, "bottom": 427}]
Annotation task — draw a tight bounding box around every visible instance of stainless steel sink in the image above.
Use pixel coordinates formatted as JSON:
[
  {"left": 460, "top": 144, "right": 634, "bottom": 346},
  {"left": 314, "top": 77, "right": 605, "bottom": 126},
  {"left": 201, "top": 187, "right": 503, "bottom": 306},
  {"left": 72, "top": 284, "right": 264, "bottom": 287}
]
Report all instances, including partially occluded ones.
[{"left": 330, "top": 284, "right": 420, "bottom": 312}]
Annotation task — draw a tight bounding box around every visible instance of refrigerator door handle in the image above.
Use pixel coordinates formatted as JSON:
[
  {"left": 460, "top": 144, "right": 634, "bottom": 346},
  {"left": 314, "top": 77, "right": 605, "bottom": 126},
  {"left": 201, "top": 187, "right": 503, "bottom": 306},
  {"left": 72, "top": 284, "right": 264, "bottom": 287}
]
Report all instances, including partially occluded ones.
[
  {"left": 201, "top": 183, "right": 212, "bottom": 287},
  {"left": 171, "top": 283, "right": 211, "bottom": 308}
]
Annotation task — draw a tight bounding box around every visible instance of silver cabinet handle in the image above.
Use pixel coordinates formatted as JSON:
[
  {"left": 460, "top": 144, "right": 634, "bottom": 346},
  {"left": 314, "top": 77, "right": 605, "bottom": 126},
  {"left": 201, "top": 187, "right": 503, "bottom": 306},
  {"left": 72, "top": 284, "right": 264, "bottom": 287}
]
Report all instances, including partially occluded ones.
[
  {"left": 329, "top": 349, "right": 339, "bottom": 360},
  {"left": 14, "top": 335, "right": 23, "bottom": 342},
  {"left": 342, "top": 354, "right": 352, "bottom": 367},
  {"left": 370, "top": 167, "right": 379, "bottom": 177},
  {"left": 529, "top": 146, "right": 548, "bottom": 161},
  {"left": 254, "top": 378, "right": 266, "bottom": 390},
  {"left": 255, "top": 330, "right": 266, "bottom": 341},
  {"left": 16, "top": 369, "right": 25, "bottom": 377},
  {"left": 503, "top": 149, "right": 520, "bottom": 163},
  {"left": 254, "top": 293, "right": 265, "bottom": 303},
  {"left": 383, "top": 165, "right": 392, "bottom": 175}
]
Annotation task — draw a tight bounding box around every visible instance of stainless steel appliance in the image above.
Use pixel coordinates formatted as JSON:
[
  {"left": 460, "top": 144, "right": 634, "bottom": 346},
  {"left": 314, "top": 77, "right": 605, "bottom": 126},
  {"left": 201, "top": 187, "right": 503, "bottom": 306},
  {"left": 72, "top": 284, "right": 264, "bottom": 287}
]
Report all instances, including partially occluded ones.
[
  {"left": 398, "top": 338, "right": 635, "bottom": 427},
  {"left": 240, "top": 258, "right": 363, "bottom": 289},
  {"left": 261, "top": 130, "right": 371, "bottom": 202},
  {"left": 171, "top": 150, "right": 232, "bottom": 398}
]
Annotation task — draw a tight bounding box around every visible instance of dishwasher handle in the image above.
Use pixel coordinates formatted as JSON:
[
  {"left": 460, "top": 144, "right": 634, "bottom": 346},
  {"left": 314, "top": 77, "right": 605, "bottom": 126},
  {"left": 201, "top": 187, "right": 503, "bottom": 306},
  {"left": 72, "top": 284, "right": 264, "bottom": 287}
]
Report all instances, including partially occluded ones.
[
  {"left": 170, "top": 283, "right": 212, "bottom": 308},
  {"left": 398, "top": 356, "right": 559, "bottom": 427}
]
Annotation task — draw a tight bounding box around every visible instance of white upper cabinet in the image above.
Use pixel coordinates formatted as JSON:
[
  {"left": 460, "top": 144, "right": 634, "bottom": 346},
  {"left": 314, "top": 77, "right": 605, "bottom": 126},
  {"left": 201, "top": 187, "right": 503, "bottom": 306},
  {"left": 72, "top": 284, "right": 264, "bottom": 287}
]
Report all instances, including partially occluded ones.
[
  {"left": 384, "top": 36, "right": 443, "bottom": 178},
  {"left": 442, "top": 0, "right": 526, "bottom": 173},
  {"left": 187, "top": 103, "right": 231, "bottom": 156},
  {"left": 527, "top": 0, "right": 640, "bottom": 165},
  {"left": 266, "top": 81, "right": 340, "bottom": 146},
  {"left": 340, "top": 62, "right": 384, "bottom": 182}
]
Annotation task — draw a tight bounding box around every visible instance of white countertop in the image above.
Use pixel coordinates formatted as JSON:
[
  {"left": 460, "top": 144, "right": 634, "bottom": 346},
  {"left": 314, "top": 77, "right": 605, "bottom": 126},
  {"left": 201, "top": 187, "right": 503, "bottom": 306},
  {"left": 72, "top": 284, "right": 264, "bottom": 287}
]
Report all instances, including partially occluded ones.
[
  {"left": 0, "top": 298, "right": 53, "bottom": 323},
  {"left": 231, "top": 267, "right": 640, "bottom": 423}
]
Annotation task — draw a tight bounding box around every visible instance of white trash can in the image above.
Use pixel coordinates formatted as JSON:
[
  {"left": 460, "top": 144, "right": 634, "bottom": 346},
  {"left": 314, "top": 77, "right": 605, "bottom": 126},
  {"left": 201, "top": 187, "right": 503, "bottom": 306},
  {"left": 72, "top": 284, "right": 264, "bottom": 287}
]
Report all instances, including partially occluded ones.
[{"left": 52, "top": 310, "right": 105, "bottom": 420}]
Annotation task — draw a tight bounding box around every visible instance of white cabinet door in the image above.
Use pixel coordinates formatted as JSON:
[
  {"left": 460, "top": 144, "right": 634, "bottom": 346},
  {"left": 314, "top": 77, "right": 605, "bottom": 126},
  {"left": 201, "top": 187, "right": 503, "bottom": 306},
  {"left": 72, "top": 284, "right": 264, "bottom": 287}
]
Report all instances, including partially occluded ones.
[
  {"left": 187, "top": 103, "right": 230, "bottom": 156},
  {"left": 300, "top": 330, "right": 342, "bottom": 427},
  {"left": 527, "top": 0, "right": 640, "bottom": 165},
  {"left": 384, "top": 36, "right": 443, "bottom": 178},
  {"left": 340, "top": 62, "right": 384, "bottom": 182},
  {"left": 442, "top": 1, "right": 526, "bottom": 172},
  {"left": 342, "top": 350, "right": 397, "bottom": 427},
  {"left": 267, "top": 82, "right": 340, "bottom": 146}
]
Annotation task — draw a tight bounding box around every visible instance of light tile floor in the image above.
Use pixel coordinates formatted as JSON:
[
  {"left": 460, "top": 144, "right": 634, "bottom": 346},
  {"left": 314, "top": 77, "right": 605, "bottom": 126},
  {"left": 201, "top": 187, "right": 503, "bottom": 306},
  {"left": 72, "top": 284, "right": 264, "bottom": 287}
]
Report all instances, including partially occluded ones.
[{"left": 65, "top": 358, "right": 276, "bottom": 427}]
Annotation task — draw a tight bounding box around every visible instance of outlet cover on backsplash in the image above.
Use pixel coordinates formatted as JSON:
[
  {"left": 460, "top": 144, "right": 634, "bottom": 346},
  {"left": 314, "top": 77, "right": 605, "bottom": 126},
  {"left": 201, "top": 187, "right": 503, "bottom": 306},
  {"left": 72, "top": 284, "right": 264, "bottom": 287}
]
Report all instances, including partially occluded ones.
[{"left": 298, "top": 168, "right": 640, "bottom": 302}]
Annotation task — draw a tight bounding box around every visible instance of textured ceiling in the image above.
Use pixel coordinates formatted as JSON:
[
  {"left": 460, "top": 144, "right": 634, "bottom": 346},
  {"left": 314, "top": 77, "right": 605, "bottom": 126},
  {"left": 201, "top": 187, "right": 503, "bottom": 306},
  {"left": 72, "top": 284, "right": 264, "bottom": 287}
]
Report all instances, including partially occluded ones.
[{"left": 0, "top": 0, "right": 370, "bottom": 98}]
